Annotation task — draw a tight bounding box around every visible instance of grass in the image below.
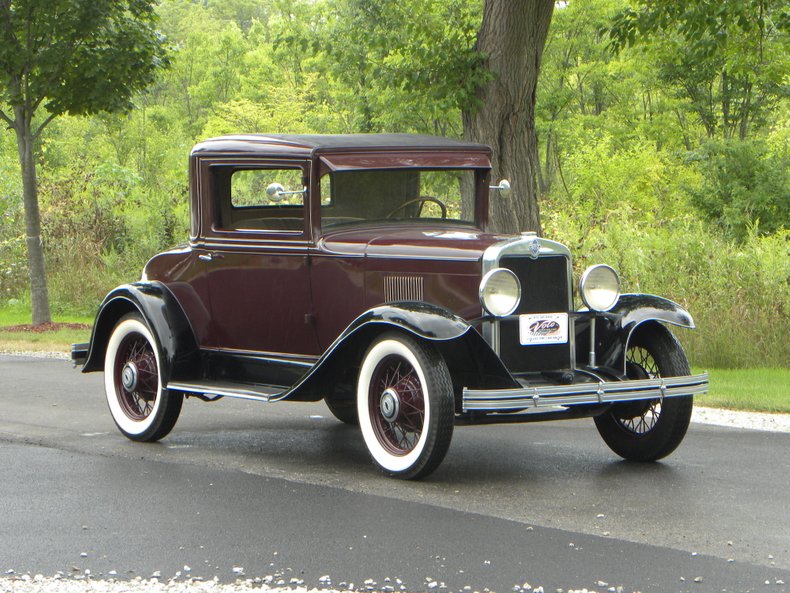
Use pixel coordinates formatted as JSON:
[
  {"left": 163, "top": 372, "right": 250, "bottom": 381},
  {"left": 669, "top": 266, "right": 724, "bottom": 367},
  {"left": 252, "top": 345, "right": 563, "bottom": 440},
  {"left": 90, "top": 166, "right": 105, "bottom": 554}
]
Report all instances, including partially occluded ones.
[
  {"left": 0, "top": 302, "right": 93, "bottom": 353},
  {"left": 0, "top": 302, "right": 94, "bottom": 326},
  {"left": 696, "top": 367, "right": 790, "bottom": 414}
]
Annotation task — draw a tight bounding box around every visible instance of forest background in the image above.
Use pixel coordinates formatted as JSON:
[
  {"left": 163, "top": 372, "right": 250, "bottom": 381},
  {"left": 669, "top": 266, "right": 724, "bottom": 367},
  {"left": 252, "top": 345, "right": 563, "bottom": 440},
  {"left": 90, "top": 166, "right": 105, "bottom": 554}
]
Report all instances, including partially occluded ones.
[{"left": 0, "top": 0, "right": 787, "bottom": 371}]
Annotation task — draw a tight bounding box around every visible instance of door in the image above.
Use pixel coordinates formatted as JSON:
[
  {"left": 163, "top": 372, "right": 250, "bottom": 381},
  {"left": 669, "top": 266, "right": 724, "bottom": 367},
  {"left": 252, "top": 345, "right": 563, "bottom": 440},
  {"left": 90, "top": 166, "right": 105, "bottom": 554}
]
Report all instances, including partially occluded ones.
[{"left": 198, "top": 160, "right": 320, "bottom": 357}]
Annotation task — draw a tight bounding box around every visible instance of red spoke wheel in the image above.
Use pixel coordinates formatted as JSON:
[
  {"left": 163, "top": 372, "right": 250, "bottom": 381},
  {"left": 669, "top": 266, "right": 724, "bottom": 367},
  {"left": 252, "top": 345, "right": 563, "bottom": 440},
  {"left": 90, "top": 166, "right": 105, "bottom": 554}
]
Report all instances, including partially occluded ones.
[
  {"left": 594, "top": 325, "right": 693, "bottom": 461},
  {"left": 104, "top": 313, "right": 182, "bottom": 442},
  {"left": 357, "top": 333, "right": 454, "bottom": 479}
]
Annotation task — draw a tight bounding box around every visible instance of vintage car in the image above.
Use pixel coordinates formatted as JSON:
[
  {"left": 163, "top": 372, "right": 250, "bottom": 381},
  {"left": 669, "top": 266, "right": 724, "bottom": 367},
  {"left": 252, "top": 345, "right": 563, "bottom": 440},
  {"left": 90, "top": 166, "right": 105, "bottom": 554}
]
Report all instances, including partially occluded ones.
[{"left": 72, "top": 134, "right": 708, "bottom": 479}]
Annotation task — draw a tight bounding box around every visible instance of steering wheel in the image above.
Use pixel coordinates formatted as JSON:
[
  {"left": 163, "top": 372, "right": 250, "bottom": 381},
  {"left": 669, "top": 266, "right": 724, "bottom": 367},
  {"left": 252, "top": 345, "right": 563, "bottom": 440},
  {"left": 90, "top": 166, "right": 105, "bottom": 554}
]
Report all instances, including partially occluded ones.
[{"left": 386, "top": 196, "right": 448, "bottom": 219}]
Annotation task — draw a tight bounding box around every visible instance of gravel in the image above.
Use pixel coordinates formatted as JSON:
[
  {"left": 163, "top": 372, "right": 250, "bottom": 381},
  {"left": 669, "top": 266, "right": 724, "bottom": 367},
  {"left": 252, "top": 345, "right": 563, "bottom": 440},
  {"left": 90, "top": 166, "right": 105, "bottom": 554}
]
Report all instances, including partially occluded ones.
[
  {"left": 0, "top": 350, "right": 71, "bottom": 360},
  {"left": 692, "top": 406, "right": 790, "bottom": 433},
  {"left": 0, "top": 576, "right": 620, "bottom": 593},
  {"left": 0, "top": 576, "right": 344, "bottom": 593}
]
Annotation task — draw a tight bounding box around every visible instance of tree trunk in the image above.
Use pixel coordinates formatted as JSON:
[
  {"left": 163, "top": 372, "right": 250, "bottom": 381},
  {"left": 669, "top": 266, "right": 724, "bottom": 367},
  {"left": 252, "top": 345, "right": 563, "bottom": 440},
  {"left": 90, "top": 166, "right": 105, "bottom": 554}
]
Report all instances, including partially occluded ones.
[
  {"left": 463, "top": 0, "right": 554, "bottom": 234},
  {"left": 14, "top": 107, "right": 51, "bottom": 325}
]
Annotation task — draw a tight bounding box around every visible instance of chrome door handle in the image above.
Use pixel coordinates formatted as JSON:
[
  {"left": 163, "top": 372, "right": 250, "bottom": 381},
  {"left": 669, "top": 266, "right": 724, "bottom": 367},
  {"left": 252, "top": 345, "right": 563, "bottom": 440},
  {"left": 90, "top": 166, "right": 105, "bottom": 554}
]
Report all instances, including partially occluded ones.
[{"left": 198, "top": 252, "right": 224, "bottom": 262}]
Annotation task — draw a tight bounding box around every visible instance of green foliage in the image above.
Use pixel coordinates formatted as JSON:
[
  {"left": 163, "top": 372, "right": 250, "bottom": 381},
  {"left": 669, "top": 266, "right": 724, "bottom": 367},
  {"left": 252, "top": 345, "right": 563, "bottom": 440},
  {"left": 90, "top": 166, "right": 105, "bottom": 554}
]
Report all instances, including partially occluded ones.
[
  {"left": 0, "top": 0, "right": 169, "bottom": 118},
  {"left": 542, "top": 132, "right": 788, "bottom": 368},
  {"left": 608, "top": 0, "right": 789, "bottom": 139},
  {"left": 686, "top": 138, "right": 789, "bottom": 241}
]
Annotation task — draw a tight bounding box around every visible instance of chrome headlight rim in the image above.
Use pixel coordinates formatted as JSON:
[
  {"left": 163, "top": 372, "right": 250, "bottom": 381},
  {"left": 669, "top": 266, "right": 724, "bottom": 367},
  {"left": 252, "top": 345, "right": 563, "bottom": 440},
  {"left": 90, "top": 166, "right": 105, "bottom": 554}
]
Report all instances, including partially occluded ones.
[
  {"left": 479, "top": 267, "right": 521, "bottom": 317},
  {"left": 579, "top": 264, "right": 621, "bottom": 312}
]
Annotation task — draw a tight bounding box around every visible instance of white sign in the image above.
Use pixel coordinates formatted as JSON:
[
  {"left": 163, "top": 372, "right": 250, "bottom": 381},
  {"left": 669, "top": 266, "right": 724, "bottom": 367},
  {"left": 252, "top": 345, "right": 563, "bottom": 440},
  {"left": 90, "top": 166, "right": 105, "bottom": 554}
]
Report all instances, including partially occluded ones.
[{"left": 519, "top": 313, "right": 568, "bottom": 345}]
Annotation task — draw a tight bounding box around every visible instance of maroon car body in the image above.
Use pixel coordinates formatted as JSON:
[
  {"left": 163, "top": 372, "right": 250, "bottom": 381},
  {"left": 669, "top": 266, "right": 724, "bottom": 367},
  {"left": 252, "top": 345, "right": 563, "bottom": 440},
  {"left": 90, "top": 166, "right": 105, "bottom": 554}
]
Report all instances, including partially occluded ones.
[{"left": 73, "top": 134, "right": 708, "bottom": 479}]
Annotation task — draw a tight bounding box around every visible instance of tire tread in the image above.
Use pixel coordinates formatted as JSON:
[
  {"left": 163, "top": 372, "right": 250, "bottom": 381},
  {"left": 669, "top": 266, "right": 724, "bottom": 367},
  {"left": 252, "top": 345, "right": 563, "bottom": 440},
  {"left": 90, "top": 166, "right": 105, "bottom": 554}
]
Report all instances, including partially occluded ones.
[{"left": 594, "top": 324, "right": 693, "bottom": 461}]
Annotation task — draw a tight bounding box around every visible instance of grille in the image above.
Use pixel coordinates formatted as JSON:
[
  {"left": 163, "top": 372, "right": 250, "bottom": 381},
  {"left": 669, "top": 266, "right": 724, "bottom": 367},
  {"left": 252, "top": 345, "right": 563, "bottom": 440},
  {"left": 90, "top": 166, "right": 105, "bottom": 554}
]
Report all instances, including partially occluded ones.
[
  {"left": 498, "top": 255, "right": 572, "bottom": 373},
  {"left": 384, "top": 275, "right": 424, "bottom": 302}
]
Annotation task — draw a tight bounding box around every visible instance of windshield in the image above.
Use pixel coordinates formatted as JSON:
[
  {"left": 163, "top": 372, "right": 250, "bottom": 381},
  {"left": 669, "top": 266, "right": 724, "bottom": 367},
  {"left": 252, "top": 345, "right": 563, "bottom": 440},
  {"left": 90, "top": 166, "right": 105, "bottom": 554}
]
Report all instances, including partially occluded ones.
[{"left": 320, "top": 169, "right": 478, "bottom": 229}]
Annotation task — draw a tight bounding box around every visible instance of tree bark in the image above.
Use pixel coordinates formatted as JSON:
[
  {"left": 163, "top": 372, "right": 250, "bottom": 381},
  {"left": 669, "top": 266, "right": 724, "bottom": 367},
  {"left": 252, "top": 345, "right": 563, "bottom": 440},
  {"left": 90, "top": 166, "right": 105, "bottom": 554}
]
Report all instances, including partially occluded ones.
[
  {"left": 14, "top": 105, "right": 51, "bottom": 325},
  {"left": 463, "top": 0, "right": 554, "bottom": 234}
]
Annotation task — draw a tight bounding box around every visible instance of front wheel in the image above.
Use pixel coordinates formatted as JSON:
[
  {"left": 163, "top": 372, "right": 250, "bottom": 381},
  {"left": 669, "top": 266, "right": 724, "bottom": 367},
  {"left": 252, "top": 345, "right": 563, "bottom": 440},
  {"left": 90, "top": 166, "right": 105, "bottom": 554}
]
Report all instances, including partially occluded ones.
[
  {"left": 357, "top": 333, "right": 454, "bottom": 479},
  {"left": 594, "top": 325, "right": 693, "bottom": 461},
  {"left": 104, "top": 313, "right": 183, "bottom": 442}
]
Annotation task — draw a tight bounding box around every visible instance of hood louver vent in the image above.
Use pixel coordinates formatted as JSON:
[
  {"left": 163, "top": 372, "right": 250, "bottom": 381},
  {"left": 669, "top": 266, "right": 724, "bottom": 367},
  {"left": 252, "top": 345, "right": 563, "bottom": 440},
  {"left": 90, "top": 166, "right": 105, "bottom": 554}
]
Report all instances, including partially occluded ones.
[{"left": 384, "top": 275, "right": 424, "bottom": 303}]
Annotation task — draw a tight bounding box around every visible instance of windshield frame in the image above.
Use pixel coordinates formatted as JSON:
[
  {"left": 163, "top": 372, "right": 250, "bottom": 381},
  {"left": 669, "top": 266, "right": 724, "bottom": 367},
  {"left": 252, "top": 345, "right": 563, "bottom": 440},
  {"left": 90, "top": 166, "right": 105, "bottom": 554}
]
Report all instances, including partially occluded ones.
[{"left": 316, "top": 166, "right": 491, "bottom": 232}]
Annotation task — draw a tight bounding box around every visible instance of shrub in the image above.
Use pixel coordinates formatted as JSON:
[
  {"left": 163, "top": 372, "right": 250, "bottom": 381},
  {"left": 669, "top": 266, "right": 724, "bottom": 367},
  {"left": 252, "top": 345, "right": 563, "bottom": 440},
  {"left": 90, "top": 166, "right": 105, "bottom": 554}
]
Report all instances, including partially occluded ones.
[{"left": 686, "top": 139, "right": 789, "bottom": 242}]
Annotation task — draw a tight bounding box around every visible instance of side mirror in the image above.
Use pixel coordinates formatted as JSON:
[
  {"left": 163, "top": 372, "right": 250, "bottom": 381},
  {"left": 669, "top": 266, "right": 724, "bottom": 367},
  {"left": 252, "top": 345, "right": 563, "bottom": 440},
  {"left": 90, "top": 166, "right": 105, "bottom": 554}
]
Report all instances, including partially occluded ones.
[
  {"left": 489, "top": 179, "right": 511, "bottom": 198},
  {"left": 266, "top": 182, "right": 306, "bottom": 203},
  {"left": 266, "top": 182, "right": 286, "bottom": 202}
]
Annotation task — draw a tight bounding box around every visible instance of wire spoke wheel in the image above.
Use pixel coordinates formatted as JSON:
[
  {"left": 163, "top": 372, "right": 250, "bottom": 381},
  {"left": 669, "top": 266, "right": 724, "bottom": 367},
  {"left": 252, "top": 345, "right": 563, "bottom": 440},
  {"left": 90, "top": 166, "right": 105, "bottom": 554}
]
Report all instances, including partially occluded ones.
[
  {"left": 614, "top": 346, "right": 662, "bottom": 434},
  {"left": 104, "top": 313, "right": 183, "bottom": 442},
  {"left": 114, "top": 334, "right": 159, "bottom": 421},
  {"left": 594, "top": 325, "right": 694, "bottom": 461},
  {"left": 369, "top": 356, "right": 426, "bottom": 455},
  {"left": 357, "top": 333, "right": 454, "bottom": 479}
]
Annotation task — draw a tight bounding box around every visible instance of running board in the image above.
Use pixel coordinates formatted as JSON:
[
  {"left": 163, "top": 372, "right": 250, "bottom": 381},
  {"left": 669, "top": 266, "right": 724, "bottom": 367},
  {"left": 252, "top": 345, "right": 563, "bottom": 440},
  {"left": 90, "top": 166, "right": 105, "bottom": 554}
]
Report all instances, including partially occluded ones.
[{"left": 167, "top": 380, "right": 286, "bottom": 403}]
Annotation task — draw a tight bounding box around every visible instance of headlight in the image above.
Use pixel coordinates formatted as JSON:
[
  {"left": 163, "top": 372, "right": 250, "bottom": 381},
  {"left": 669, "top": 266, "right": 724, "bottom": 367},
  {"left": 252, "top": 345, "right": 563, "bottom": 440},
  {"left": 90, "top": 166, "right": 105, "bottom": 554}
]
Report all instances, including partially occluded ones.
[
  {"left": 480, "top": 268, "right": 521, "bottom": 316},
  {"left": 579, "top": 264, "right": 620, "bottom": 312}
]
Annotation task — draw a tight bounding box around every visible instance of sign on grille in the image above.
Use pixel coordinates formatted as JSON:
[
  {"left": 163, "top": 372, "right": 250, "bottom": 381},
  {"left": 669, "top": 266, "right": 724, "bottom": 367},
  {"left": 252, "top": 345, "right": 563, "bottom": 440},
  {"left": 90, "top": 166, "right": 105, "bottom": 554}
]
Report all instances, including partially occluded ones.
[{"left": 519, "top": 313, "right": 569, "bottom": 345}]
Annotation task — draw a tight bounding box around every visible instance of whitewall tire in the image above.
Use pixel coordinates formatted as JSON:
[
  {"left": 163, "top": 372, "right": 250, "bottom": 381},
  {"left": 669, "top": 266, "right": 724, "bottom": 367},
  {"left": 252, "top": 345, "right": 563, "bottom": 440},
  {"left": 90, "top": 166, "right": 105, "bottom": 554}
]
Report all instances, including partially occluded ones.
[
  {"left": 104, "top": 313, "right": 182, "bottom": 442},
  {"left": 357, "top": 332, "right": 454, "bottom": 479}
]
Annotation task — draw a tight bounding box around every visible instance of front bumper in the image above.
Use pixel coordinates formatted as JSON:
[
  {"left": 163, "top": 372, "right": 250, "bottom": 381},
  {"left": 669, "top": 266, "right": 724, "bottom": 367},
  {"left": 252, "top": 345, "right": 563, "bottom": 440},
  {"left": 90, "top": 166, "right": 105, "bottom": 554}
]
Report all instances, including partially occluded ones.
[{"left": 462, "top": 372, "right": 709, "bottom": 412}]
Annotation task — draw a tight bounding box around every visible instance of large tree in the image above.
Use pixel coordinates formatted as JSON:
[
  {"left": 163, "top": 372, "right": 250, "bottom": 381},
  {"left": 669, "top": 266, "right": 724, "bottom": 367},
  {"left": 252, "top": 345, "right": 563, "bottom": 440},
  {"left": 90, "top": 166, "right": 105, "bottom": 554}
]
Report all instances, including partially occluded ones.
[
  {"left": 0, "top": 0, "right": 168, "bottom": 324},
  {"left": 318, "top": 0, "right": 555, "bottom": 233},
  {"left": 463, "top": 0, "right": 555, "bottom": 234}
]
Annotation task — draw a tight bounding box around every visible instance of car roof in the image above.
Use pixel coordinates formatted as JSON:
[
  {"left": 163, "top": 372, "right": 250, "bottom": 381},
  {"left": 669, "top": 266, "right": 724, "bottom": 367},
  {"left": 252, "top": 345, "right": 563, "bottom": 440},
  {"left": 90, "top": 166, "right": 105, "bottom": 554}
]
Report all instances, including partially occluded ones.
[{"left": 191, "top": 133, "right": 492, "bottom": 157}]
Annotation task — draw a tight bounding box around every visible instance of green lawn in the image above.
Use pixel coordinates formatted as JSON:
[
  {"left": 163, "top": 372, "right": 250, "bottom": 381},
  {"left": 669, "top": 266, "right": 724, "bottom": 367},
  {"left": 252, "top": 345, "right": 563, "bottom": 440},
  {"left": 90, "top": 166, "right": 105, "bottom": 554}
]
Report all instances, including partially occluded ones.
[
  {"left": 0, "top": 302, "right": 94, "bottom": 326},
  {"left": 0, "top": 303, "right": 93, "bottom": 353},
  {"left": 696, "top": 367, "right": 790, "bottom": 414}
]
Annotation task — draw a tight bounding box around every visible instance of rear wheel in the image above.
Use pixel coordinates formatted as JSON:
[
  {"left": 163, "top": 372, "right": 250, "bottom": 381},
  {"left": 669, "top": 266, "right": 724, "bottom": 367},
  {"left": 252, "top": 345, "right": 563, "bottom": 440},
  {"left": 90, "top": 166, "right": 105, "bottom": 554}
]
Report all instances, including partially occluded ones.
[
  {"left": 357, "top": 333, "right": 454, "bottom": 479},
  {"left": 325, "top": 390, "right": 359, "bottom": 425},
  {"left": 594, "top": 325, "right": 693, "bottom": 461},
  {"left": 104, "top": 313, "right": 182, "bottom": 442}
]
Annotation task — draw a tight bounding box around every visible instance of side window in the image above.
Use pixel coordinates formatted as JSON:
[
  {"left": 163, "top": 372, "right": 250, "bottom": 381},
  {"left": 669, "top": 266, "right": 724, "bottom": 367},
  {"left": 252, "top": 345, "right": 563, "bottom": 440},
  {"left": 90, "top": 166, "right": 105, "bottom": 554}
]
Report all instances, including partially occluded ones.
[
  {"left": 215, "top": 166, "right": 307, "bottom": 232},
  {"left": 231, "top": 169, "right": 304, "bottom": 208}
]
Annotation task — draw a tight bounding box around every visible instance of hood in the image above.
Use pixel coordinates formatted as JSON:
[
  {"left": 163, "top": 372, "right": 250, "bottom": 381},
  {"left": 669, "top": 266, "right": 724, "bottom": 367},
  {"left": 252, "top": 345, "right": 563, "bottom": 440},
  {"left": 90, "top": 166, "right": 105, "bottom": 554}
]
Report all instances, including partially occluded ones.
[{"left": 317, "top": 223, "right": 512, "bottom": 261}]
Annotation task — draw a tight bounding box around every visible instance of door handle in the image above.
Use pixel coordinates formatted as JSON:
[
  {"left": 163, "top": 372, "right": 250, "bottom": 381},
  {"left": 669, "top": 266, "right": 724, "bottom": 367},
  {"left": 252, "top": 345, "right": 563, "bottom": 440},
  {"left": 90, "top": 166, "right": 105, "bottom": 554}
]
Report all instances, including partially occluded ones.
[{"left": 198, "top": 252, "right": 224, "bottom": 262}]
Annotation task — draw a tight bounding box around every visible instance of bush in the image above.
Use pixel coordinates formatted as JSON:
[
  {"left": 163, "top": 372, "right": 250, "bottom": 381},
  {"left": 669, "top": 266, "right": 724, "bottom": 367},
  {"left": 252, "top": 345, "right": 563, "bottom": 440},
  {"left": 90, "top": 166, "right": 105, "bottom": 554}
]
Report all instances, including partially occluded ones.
[
  {"left": 686, "top": 139, "right": 789, "bottom": 242},
  {"left": 36, "top": 160, "right": 190, "bottom": 315},
  {"left": 545, "top": 196, "right": 788, "bottom": 368},
  {"left": 543, "top": 134, "right": 789, "bottom": 368}
]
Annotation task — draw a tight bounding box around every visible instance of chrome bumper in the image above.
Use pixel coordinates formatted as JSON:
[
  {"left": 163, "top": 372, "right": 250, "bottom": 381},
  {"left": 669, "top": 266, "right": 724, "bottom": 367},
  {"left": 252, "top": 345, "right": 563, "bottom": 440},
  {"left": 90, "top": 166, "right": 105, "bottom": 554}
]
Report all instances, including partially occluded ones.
[{"left": 462, "top": 372, "right": 709, "bottom": 412}]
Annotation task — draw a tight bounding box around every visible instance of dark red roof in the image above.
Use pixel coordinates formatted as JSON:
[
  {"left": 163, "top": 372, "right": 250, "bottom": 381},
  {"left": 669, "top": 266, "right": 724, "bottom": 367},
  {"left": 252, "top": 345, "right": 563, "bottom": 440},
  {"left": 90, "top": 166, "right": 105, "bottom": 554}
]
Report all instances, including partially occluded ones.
[{"left": 191, "top": 133, "right": 492, "bottom": 157}]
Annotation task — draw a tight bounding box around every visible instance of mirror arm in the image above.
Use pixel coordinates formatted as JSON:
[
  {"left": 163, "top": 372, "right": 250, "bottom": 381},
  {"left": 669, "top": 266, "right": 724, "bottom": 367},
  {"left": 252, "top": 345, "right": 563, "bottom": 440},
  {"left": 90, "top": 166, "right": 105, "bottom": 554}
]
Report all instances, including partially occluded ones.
[
  {"left": 489, "top": 179, "right": 511, "bottom": 197},
  {"left": 275, "top": 187, "right": 308, "bottom": 197}
]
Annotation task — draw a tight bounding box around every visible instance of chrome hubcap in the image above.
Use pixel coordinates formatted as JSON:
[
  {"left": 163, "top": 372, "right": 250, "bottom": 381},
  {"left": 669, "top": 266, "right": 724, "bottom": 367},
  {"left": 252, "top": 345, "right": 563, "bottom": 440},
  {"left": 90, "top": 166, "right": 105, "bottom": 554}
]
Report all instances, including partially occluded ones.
[
  {"left": 380, "top": 388, "right": 400, "bottom": 422},
  {"left": 121, "top": 362, "right": 139, "bottom": 391}
]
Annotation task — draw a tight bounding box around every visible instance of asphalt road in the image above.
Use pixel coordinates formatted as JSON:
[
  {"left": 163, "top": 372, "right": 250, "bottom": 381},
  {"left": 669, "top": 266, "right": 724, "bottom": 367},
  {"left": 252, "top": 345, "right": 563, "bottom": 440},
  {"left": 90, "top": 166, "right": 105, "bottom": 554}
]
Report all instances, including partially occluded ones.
[{"left": 0, "top": 354, "right": 788, "bottom": 593}]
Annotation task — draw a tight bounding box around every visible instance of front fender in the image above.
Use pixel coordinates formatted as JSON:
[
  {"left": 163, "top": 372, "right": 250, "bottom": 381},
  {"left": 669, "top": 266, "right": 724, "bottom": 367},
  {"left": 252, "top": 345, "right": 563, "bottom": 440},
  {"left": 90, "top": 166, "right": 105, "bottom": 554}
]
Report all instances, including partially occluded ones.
[
  {"left": 284, "top": 302, "right": 516, "bottom": 402},
  {"left": 341, "top": 301, "right": 471, "bottom": 342},
  {"left": 597, "top": 294, "right": 695, "bottom": 373},
  {"left": 82, "top": 283, "right": 201, "bottom": 384}
]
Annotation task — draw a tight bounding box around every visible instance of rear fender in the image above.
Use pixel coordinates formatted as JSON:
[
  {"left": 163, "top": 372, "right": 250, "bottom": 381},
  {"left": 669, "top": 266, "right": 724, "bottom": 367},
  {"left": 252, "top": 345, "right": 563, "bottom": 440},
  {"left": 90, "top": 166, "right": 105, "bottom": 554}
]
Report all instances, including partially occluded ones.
[{"left": 82, "top": 283, "right": 201, "bottom": 384}]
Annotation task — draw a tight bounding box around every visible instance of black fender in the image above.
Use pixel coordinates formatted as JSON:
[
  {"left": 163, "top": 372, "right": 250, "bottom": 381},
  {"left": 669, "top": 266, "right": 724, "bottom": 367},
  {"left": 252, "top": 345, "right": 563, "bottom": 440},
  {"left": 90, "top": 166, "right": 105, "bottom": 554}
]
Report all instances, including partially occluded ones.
[
  {"left": 283, "top": 302, "right": 517, "bottom": 403},
  {"left": 81, "top": 282, "right": 201, "bottom": 384},
  {"left": 596, "top": 294, "right": 695, "bottom": 373},
  {"left": 341, "top": 301, "right": 472, "bottom": 341}
]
